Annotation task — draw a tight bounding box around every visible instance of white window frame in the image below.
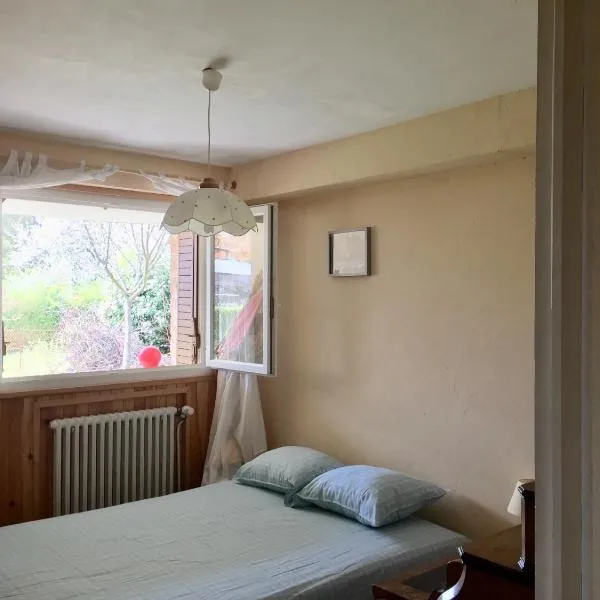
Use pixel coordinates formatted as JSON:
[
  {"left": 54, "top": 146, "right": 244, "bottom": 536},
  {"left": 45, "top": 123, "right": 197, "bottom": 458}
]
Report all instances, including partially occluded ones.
[{"left": 205, "top": 204, "right": 276, "bottom": 375}]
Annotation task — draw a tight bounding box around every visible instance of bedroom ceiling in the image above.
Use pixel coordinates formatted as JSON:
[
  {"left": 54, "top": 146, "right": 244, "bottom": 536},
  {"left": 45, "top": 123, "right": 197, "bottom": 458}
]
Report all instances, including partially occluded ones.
[{"left": 0, "top": 0, "right": 537, "bottom": 166}]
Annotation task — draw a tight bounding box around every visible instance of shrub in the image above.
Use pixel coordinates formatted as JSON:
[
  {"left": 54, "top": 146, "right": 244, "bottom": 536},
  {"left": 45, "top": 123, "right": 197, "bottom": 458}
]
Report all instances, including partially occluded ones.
[
  {"left": 107, "top": 264, "right": 171, "bottom": 354},
  {"left": 56, "top": 308, "right": 143, "bottom": 372}
]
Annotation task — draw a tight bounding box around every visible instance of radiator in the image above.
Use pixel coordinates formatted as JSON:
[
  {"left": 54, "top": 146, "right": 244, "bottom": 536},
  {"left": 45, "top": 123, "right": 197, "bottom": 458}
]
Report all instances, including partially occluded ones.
[{"left": 50, "top": 406, "right": 194, "bottom": 517}]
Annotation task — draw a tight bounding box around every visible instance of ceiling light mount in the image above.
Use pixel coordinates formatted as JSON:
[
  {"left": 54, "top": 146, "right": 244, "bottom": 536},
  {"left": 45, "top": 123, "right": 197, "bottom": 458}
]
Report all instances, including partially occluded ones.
[
  {"left": 202, "top": 67, "right": 223, "bottom": 92},
  {"left": 199, "top": 176, "right": 219, "bottom": 188},
  {"left": 161, "top": 63, "right": 257, "bottom": 238}
]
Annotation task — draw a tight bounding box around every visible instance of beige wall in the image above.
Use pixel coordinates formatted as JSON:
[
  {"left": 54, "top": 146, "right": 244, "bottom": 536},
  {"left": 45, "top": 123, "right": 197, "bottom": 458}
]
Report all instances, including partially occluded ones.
[{"left": 261, "top": 155, "right": 535, "bottom": 539}]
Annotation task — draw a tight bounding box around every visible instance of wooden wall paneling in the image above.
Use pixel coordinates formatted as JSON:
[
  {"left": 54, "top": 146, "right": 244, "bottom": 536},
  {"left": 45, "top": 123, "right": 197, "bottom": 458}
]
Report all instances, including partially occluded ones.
[
  {"left": 75, "top": 401, "right": 89, "bottom": 417},
  {"left": 197, "top": 377, "right": 216, "bottom": 486},
  {"left": 7, "top": 399, "right": 24, "bottom": 525},
  {"left": 133, "top": 394, "right": 147, "bottom": 411},
  {"left": 0, "top": 400, "right": 9, "bottom": 525},
  {"left": 20, "top": 398, "right": 34, "bottom": 523},
  {"left": 122, "top": 397, "right": 135, "bottom": 411},
  {"left": 0, "top": 400, "right": 19, "bottom": 526},
  {"left": 0, "top": 399, "right": 20, "bottom": 525},
  {"left": 182, "top": 377, "right": 215, "bottom": 490},
  {"left": 31, "top": 397, "right": 42, "bottom": 523},
  {"left": 184, "top": 385, "right": 197, "bottom": 490},
  {"left": 0, "top": 401, "right": 6, "bottom": 525},
  {"left": 109, "top": 393, "right": 124, "bottom": 413},
  {"left": 0, "top": 373, "right": 216, "bottom": 526},
  {"left": 38, "top": 402, "right": 67, "bottom": 520}
]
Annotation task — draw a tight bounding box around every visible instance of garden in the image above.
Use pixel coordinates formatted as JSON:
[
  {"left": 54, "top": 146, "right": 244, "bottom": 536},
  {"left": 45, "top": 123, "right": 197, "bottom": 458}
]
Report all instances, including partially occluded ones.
[{"left": 2, "top": 211, "right": 171, "bottom": 377}]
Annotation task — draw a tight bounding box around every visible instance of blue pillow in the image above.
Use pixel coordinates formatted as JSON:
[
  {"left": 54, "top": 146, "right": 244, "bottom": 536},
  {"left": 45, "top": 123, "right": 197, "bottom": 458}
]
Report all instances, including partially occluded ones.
[
  {"left": 295, "top": 465, "right": 446, "bottom": 528},
  {"left": 234, "top": 446, "right": 343, "bottom": 503}
]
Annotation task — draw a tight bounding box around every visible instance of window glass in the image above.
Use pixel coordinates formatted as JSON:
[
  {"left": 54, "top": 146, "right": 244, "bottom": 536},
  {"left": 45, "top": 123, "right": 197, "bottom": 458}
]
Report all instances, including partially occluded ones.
[
  {"left": 206, "top": 205, "right": 274, "bottom": 375},
  {"left": 1, "top": 198, "right": 181, "bottom": 377}
]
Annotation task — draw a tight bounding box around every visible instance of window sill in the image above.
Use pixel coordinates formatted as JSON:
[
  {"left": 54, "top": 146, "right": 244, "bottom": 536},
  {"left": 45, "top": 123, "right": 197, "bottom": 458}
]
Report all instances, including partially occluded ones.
[{"left": 0, "top": 365, "right": 214, "bottom": 397}]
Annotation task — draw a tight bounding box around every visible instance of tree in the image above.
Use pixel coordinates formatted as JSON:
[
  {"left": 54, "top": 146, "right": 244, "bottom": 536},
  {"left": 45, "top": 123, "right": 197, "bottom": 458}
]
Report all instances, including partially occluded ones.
[
  {"left": 1, "top": 215, "right": 42, "bottom": 277},
  {"left": 57, "top": 308, "right": 139, "bottom": 372},
  {"left": 81, "top": 223, "right": 168, "bottom": 368},
  {"left": 107, "top": 263, "right": 171, "bottom": 354}
]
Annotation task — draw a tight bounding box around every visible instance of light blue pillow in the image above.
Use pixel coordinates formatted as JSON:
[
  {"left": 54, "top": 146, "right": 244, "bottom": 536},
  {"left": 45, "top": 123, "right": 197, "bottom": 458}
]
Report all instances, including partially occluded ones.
[
  {"left": 295, "top": 465, "right": 446, "bottom": 528},
  {"left": 234, "top": 446, "right": 343, "bottom": 503}
]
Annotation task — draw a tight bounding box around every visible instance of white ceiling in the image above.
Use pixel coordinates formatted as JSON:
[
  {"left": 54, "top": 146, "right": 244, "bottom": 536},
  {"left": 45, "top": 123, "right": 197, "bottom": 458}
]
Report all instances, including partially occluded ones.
[{"left": 0, "top": 0, "right": 538, "bottom": 166}]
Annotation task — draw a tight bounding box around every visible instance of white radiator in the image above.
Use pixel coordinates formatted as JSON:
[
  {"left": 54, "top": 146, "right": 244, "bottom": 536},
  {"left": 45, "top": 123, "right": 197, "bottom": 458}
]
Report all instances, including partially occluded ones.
[{"left": 50, "top": 406, "right": 194, "bottom": 517}]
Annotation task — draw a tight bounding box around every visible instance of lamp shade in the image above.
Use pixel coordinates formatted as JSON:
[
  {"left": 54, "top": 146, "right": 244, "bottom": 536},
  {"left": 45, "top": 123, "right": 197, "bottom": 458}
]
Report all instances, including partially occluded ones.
[
  {"left": 162, "top": 182, "right": 257, "bottom": 237},
  {"left": 507, "top": 478, "right": 534, "bottom": 517}
]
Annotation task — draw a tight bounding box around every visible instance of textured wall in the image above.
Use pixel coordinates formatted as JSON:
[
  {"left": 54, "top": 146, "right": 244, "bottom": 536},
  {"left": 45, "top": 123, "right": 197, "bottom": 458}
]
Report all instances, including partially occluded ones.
[
  {"left": 261, "top": 155, "right": 535, "bottom": 538},
  {"left": 233, "top": 89, "right": 536, "bottom": 201}
]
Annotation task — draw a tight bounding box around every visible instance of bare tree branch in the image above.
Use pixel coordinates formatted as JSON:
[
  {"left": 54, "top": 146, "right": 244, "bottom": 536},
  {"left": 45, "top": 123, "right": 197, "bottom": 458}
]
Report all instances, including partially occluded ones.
[{"left": 83, "top": 223, "right": 129, "bottom": 295}]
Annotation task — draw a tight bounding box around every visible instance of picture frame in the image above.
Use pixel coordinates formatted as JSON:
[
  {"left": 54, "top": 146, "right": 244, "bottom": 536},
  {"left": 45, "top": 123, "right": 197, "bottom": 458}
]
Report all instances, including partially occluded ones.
[{"left": 328, "top": 227, "right": 372, "bottom": 277}]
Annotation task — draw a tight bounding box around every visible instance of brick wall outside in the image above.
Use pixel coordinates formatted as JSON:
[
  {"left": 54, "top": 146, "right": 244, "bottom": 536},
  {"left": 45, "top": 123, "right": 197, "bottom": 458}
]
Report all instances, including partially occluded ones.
[{"left": 169, "top": 232, "right": 197, "bottom": 365}]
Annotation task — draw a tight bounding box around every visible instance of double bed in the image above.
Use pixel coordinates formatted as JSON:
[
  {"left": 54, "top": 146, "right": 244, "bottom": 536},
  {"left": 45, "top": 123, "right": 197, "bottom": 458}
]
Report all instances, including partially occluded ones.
[{"left": 0, "top": 481, "right": 466, "bottom": 599}]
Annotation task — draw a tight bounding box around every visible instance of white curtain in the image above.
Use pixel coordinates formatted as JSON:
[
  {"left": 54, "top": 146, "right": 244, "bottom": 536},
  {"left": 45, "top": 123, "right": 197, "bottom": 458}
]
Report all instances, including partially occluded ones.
[
  {"left": 202, "top": 370, "right": 267, "bottom": 485},
  {"left": 0, "top": 149, "right": 118, "bottom": 191},
  {"left": 140, "top": 172, "right": 197, "bottom": 195}
]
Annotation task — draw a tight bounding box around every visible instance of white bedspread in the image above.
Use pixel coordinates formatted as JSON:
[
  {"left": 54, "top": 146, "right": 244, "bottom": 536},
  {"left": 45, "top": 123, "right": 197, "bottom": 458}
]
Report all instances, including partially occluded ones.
[{"left": 0, "top": 482, "right": 466, "bottom": 600}]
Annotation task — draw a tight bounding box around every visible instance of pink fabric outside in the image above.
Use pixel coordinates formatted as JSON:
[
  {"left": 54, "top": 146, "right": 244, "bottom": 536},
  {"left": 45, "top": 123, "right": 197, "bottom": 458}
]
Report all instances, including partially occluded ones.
[{"left": 217, "top": 289, "right": 263, "bottom": 359}]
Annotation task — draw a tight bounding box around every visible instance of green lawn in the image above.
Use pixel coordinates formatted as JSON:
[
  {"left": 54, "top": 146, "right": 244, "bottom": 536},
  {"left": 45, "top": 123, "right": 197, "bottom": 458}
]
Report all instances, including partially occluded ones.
[{"left": 3, "top": 342, "right": 69, "bottom": 377}]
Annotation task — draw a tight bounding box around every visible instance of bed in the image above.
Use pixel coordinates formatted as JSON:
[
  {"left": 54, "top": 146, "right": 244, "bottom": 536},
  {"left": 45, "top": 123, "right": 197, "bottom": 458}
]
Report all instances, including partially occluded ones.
[{"left": 0, "top": 481, "right": 466, "bottom": 600}]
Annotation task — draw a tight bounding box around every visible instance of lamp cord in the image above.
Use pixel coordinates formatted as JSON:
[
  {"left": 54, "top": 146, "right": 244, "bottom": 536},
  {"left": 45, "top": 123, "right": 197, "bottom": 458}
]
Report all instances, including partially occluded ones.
[{"left": 207, "top": 89, "right": 212, "bottom": 176}]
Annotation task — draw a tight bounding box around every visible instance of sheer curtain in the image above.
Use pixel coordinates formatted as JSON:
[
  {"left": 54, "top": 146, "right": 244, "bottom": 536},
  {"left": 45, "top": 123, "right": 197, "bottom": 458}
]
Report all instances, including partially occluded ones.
[
  {"left": 202, "top": 370, "right": 267, "bottom": 485},
  {"left": 140, "top": 172, "right": 197, "bottom": 195},
  {"left": 0, "top": 149, "right": 118, "bottom": 191}
]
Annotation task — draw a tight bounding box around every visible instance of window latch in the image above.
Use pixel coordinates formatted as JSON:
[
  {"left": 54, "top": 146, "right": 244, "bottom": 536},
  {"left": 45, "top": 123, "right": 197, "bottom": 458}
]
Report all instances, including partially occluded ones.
[{"left": 192, "top": 316, "right": 201, "bottom": 362}]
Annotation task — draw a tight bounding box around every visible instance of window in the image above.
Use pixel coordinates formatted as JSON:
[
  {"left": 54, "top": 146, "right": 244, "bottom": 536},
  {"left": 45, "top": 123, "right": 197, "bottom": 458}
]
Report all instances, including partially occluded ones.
[
  {"left": 0, "top": 192, "right": 276, "bottom": 380},
  {"left": 205, "top": 204, "right": 276, "bottom": 375},
  {"left": 0, "top": 191, "right": 194, "bottom": 378}
]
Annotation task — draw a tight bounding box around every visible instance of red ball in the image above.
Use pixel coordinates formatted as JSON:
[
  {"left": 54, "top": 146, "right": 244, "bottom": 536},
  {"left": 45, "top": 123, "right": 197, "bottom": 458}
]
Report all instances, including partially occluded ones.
[{"left": 138, "top": 346, "right": 162, "bottom": 368}]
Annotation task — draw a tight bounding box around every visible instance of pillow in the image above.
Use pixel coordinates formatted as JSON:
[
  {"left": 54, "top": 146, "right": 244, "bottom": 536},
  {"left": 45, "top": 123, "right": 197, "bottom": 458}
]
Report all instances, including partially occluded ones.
[
  {"left": 234, "top": 446, "right": 343, "bottom": 503},
  {"left": 295, "top": 465, "right": 446, "bottom": 528}
]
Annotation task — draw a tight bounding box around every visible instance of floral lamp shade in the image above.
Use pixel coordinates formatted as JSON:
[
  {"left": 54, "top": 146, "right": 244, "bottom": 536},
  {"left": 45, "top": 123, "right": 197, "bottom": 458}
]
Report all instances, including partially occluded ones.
[{"left": 161, "top": 185, "right": 257, "bottom": 237}]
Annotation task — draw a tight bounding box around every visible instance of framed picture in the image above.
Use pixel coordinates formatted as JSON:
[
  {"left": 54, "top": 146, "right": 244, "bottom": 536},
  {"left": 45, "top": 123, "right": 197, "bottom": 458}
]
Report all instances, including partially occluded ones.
[{"left": 328, "top": 227, "right": 372, "bottom": 277}]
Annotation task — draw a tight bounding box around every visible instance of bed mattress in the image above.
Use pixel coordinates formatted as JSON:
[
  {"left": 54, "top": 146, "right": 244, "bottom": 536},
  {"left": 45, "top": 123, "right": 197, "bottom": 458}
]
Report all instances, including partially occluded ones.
[{"left": 0, "top": 481, "right": 466, "bottom": 600}]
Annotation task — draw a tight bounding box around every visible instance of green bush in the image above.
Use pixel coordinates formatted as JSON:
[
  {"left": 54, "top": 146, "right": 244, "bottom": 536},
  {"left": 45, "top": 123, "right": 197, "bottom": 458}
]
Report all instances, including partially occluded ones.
[
  {"left": 2, "top": 341, "right": 69, "bottom": 378},
  {"left": 4, "top": 276, "right": 70, "bottom": 332},
  {"left": 107, "top": 264, "right": 171, "bottom": 354},
  {"left": 213, "top": 304, "right": 244, "bottom": 349},
  {"left": 73, "top": 280, "right": 106, "bottom": 309},
  {"left": 3, "top": 274, "right": 106, "bottom": 334}
]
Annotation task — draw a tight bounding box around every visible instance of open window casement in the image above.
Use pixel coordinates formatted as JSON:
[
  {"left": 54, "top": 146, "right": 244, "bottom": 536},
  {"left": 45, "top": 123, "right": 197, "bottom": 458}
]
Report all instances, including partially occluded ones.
[{"left": 205, "top": 204, "right": 276, "bottom": 375}]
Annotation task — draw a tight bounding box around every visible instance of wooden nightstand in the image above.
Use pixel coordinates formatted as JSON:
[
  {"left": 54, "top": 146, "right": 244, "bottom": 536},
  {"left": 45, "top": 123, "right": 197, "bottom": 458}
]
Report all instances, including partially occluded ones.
[
  {"left": 372, "top": 559, "right": 461, "bottom": 600},
  {"left": 455, "top": 525, "right": 534, "bottom": 599},
  {"left": 373, "top": 526, "right": 534, "bottom": 600}
]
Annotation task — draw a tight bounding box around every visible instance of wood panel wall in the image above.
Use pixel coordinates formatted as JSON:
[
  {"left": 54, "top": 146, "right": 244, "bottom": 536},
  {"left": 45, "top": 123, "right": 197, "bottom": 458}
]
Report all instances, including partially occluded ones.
[{"left": 0, "top": 373, "right": 216, "bottom": 527}]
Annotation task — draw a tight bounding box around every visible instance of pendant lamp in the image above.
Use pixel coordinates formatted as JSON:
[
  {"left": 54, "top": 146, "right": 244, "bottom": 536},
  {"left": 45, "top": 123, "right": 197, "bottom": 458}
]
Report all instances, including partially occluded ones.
[{"left": 161, "top": 67, "right": 257, "bottom": 237}]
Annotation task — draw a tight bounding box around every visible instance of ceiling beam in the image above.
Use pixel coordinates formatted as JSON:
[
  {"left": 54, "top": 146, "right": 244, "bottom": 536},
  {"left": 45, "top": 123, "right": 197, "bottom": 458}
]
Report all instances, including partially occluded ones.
[{"left": 231, "top": 87, "right": 537, "bottom": 202}]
